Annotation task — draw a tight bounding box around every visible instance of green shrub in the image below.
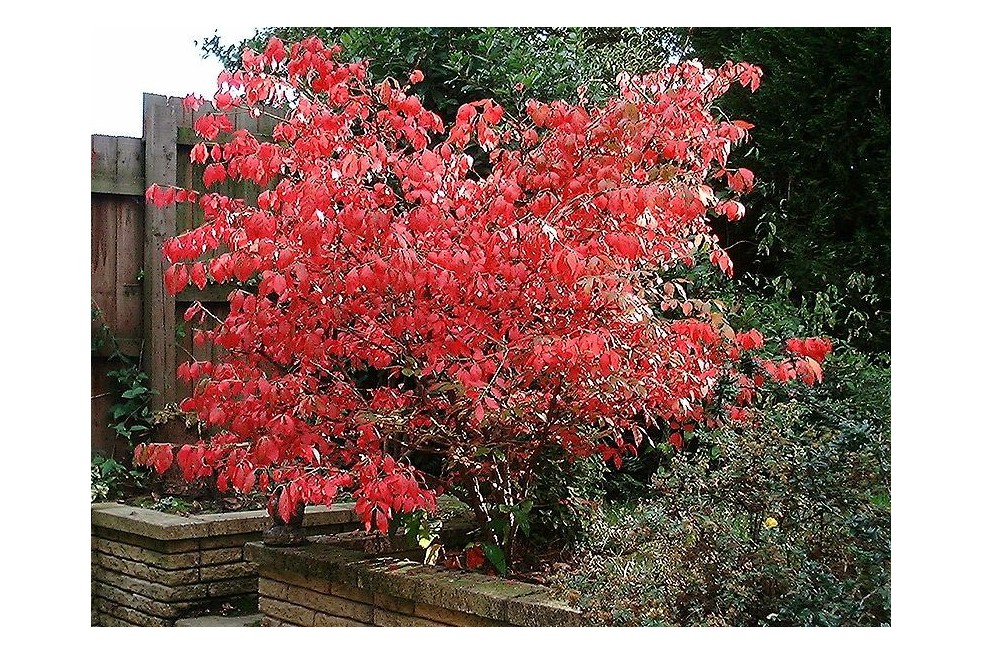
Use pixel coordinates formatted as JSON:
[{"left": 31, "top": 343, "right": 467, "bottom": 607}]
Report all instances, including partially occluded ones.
[
  {"left": 91, "top": 455, "right": 149, "bottom": 503},
  {"left": 524, "top": 447, "right": 608, "bottom": 552},
  {"left": 552, "top": 348, "right": 890, "bottom": 626}
]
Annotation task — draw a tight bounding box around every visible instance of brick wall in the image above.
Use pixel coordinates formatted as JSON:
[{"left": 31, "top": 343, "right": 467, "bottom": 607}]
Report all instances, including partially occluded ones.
[
  {"left": 91, "top": 503, "right": 361, "bottom": 626},
  {"left": 246, "top": 539, "right": 582, "bottom": 627}
]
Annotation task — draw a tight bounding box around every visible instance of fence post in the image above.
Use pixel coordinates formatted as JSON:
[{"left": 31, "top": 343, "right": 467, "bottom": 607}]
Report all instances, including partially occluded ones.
[{"left": 143, "top": 93, "right": 180, "bottom": 410}]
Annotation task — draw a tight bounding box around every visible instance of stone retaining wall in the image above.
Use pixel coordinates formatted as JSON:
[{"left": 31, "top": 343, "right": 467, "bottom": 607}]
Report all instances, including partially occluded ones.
[
  {"left": 246, "top": 538, "right": 582, "bottom": 627},
  {"left": 91, "top": 502, "right": 361, "bottom": 626}
]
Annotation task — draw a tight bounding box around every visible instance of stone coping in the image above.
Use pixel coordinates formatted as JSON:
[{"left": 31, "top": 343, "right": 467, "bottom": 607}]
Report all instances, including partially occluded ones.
[
  {"left": 91, "top": 502, "right": 358, "bottom": 541},
  {"left": 245, "top": 538, "right": 582, "bottom": 627}
]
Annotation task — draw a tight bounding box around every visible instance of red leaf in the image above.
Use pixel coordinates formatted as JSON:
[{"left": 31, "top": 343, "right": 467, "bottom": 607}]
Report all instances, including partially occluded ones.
[
  {"left": 465, "top": 546, "right": 486, "bottom": 570},
  {"left": 152, "top": 445, "right": 174, "bottom": 475},
  {"left": 190, "top": 262, "right": 207, "bottom": 290},
  {"left": 203, "top": 163, "right": 227, "bottom": 188},
  {"left": 277, "top": 487, "right": 295, "bottom": 523},
  {"left": 233, "top": 256, "right": 256, "bottom": 282},
  {"left": 163, "top": 265, "right": 189, "bottom": 295},
  {"left": 182, "top": 94, "right": 204, "bottom": 112},
  {"left": 190, "top": 142, "right": 208, "bottom": 164},
  {"left": 271, "top": 273, "right": 287, "bottom": 295}
]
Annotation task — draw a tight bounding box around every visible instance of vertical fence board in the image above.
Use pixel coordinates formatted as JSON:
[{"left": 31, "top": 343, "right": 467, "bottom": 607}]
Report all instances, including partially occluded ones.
[
  {"left": 143, "top": 93, "right": 181, "bottom": 410},
  {"left": 114, "top": 197, "right": 145, "bottom": 355},
  {"left": 91, "top": 195, "right": 119, "bottom": 345}
]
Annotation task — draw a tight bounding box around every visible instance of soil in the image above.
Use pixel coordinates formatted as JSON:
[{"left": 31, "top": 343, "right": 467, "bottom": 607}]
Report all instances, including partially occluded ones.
[{"left": 125, "top": 492, "right": 269, "bottom": 516}]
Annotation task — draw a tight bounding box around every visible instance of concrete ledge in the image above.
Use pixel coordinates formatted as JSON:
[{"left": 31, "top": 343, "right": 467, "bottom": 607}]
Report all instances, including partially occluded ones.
[{"left": 91, "top": 503, "right": 358, "bottom": 541}]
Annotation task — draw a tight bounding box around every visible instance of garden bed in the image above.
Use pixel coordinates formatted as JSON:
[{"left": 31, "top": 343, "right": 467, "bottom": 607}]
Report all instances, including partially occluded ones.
[
  {"left": 90, "top": 502, "right": 362, "bottom": 626},
  {"left": 246, "top": 537, "right": 582, "bottom": 627}
]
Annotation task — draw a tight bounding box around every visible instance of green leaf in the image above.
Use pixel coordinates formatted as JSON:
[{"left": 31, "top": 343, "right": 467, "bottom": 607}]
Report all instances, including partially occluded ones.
[
  {"left": 121, "top": 387, "right": 148, "bottom": 399},
  {"left": 488, "top": 517, "right": 508, "bottom": 541},
  {"left": 481, "top": 542, "right": 507, "bottom": 575}
]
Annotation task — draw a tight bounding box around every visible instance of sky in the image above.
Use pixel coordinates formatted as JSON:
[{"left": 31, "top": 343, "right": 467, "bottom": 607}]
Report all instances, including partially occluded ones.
[{"left": 91, "top": 24, "right": 259, "bottom": 138}]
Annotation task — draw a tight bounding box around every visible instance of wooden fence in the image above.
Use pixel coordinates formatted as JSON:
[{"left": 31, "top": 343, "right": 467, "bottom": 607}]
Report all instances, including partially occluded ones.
[{"left": 91, "top": 93, "right": 276, "bottom": 455}]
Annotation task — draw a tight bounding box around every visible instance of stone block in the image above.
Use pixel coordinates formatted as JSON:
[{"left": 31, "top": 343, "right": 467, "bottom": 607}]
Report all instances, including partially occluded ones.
[
  {"left": 374, "top": 591, "right": 415, "bottom": 615},
  {"left": 96, "top": 611, "right": 134, "bottom": 627},
  {"left": 372, "top": 608, "right": 444, "bottom": 627},
  {"left": 93, "top": 597, "right": 170, "bottom": 627},
  {"left": 91, "top": 504, "right": 214, "bottom": 541},
  {"left": 258, "top": 578, "right": 292, "bottom": 602},
  {"left": 92, "top": 580, "right": 196, "bottom": 620},
  {"left": 91, "top": 536, "right": 201, "bottom": 570},
  {"left": 261, "top": 577, "right": 373, "bottom": 623},
  {"left": 94, "top": 567, "right": 209, "bottom": 603},
  {"left": 414, "top": 602, "right": 509, "bottom": 627},
  {"left": 506, "top": 592, "right": 582, "bottom": 627},
  {"left": 328, "top": 581, "right": 373, "bottom": 605},
  {"left": 199, "top": 546, "right": 245, "bottom": 566},
  {"left": 199, "top": 561, "right": 256, "bottom": 583},
  {"left": 306, "top": 592, "right": 374, "bottom": 623},
  {"left": 95, "top": 551, "right": 201, "bottom": 585},
  {"left": 312, "top": 612, "right": 370, "bottom": 627},
  {"left": 92, "top": 526, "right": 199, "bottom": 554},
  {"left": 260, "top": 597, "right": 315, "bottom": 626},
  {"left": 199, "top": 534, "right": 253, "bottom": 550},
  {"left": 263, "top": 564, "right": 333, "bottom": 596}
]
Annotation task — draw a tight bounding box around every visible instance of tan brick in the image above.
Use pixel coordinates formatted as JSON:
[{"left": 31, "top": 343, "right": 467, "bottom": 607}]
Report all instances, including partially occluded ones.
[
  {"left": 330, "top": 581, "right": 373, "bottom": 604},
  {"left": 414, "top": 602, "right": 508, "bottom": 627},
  {"left": 199, "top": 561, "right": 256, "bottom": 582},
  {"left": 199, "top": 534, "right": 253, "bottom": 550},
  {"left": 313, "top": 612, "right": 370, "bottom": 627},
  {"left": 92, "top": 537, "right": 201, "bottom": 569},
  {"left": 506, "top": 592, "right": 582, "bottom": 627},
  {"left": 373, "top": 608, "right": 444, "bottom": 627},
  {"left": 374, "top": 591, "right": 415, "bottom": 615},
  {"left": 261, "top": 597, "right": 315, "bottom": 626},
  {"left": 261, "top": 616, "right": 289, "bottom": 627},
  {"left": 96, "top": 612, "right": 135, "bottom": 627},
  {"left": 93, "top": 597, "right": 171, "bottom": 627},
  {"left": 262, "top": 577, "right": 374, "bottom": 623},
  {"left": 259, "top": 578, "right": 292, "bottom": 603},
  {"left": 199, "top": 546, "right": 244, "bottom": 566},
  {"left": 92, "top": 526, "right": 199, "bottom": 554},
  {"left": 307, "top": 592, "right": 372, "bottom": 623},
  {"left": 92, "top": 581, "right": 197, "bottom": 620},
  {"left": 264, "top": 566, "right": 333, "bottom": 596},
  {"left": 96, "top": 551, "right": 200, "bottom": 585},
  {"left": 94, "top": 567, "right": 210, "bottom": 603}
]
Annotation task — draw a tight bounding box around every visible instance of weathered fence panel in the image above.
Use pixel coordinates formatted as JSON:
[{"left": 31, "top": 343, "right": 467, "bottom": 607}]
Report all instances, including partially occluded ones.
[{"left": 92, "top": 92, "right": 272, "bottom": 454}]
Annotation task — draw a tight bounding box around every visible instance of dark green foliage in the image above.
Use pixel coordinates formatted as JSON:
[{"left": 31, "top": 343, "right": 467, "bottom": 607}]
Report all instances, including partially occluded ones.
[
  {"left": 92, "top": 303, "right": 157, "bottom": 502},
  {"left": 683, "top": 28, "right": 890, "bottom": 353},
  {"left": 524, "top": 447, "right": 607, "bottom": 550},
  {"left": 91, "top": 455, "right": 149, "bottom": 502},
  {"left": 551, "top": 348, "right": 890, "bottom": 626},
  {"left": 93, "top": 304, "right": 156, "bottom": 448}
]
